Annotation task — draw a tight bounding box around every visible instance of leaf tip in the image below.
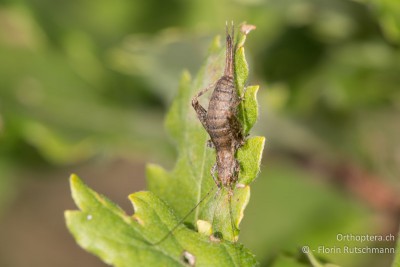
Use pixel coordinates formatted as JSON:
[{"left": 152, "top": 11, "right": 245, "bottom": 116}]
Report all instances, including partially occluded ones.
[
  {"left": 128, "top": 193, "right": 138, "bottom": 211},
  {"left": 146, "top": 163, "right": 166, "bottom": 175},
  {"left": 69, "top": 173, "right": 89, "bottom": 195},
  {"left": 128, "top": 191, "right": 148, "bottom": 216},
  {"left": 248, "top": 85, "right": 260, "bottom": 94},
  {"left": 236, "top": 23, "right": 256, "bottom": 48},
  {"left": 234, "top": 185, "right": 251, "bottom": 228},
  {"left": 69, "top": 174, "right": 87, "bottom": 207},
  {"left": 64, "top": 210, "right": 82, "bottom": 235},
  {"left": 69, "top": 173, "right": 80, "bottom": 185},
  {"left": 240, "top": 24, "right": 256, "bottom": 35}
]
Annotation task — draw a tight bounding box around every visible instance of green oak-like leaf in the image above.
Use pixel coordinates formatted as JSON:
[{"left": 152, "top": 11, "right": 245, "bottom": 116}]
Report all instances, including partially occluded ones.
[
  {"left": 147, "top": 23, "right": 265, "bottom": 242},
  {"left": 65, "top": 174, "right": 257, "bottom": 267}
]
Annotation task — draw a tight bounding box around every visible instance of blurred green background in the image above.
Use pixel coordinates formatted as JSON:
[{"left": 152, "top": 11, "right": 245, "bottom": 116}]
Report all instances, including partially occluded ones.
[{"left": 0, "top": 0, "right": 399, "bottom": 266}]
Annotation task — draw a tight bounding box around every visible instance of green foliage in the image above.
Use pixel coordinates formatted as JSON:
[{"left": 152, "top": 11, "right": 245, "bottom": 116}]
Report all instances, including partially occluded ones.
[
  {"left": 0, "top": 3, "right": 168, "bottom": 166},
  {"left": 65, "top": 175, "right": 257, "bottom": 267},
  {"left": 240, "top": 163, "right": 374, "bottom": 267},
  {"left": 66, "top": 25, "right": 264, "bottom": 266}
]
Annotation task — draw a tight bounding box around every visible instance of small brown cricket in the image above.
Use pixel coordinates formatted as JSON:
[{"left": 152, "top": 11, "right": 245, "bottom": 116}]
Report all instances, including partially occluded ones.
[
  {"left": 152, "top": 23, "right": 247, "bottom": 246},
  {"left": 192, "top": 22, "right": 245, "bottom": 190}
]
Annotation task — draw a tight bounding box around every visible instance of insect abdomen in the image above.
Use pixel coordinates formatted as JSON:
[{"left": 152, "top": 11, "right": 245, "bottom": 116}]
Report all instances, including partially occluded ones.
[{"left": 206, "top": 76, "right": 237, "bottom": 148}]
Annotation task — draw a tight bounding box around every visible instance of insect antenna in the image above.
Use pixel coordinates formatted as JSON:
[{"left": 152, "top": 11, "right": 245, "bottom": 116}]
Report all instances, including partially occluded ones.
[{"left": 151, "top": 185, "right": 218, "bottom": 246}]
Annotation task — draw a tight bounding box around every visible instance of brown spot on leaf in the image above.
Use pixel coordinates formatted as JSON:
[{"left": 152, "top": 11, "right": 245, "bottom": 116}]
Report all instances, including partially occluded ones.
[{"left": 182, "top": 250, "right": 196, "bottom": 266}]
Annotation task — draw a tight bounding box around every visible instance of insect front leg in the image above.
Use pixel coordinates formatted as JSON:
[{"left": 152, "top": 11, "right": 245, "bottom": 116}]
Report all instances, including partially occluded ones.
[
  {"left": 233, "top": 88, "right": 247, "bottom": 108},
  {"left": 227, "top": 113, "right": 245, "bottom": 149},
  {"left": 233, "top": 159, "right": 240, "bottom": 183},
  {"left": 192, "top": 99, "right": 208, "bottom": 130},
  {"left": 191, "top": 82, "right": 216, "bottom": 130},
  {"left": 206, "top": 139, "right": 215, "bottom": 148},
  {"left": 239, "top": 86, "right": 248, "bottom": 101},
  {"left": 210, "top": 163, "right": 221, "bottom": 188},
  {"left": 211, "top": 163, "right": 222, "bottom": 198}
]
